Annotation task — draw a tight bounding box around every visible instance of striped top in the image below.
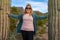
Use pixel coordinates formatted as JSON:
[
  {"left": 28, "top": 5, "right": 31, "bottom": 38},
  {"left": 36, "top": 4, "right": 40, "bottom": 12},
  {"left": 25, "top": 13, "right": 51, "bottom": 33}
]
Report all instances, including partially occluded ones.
[{"left": 21, "top": 13, "right": 34, "bottom": 31}]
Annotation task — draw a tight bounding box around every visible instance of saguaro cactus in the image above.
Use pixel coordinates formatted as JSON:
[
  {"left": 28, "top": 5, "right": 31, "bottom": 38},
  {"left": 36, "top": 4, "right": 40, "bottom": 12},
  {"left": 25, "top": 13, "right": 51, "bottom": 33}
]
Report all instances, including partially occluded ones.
[
  {"left": 48, "top": 0, "right": 60, "bottom": 40},
  {"left": 0, "top": 0, "right": 10, "bottom": 40}
]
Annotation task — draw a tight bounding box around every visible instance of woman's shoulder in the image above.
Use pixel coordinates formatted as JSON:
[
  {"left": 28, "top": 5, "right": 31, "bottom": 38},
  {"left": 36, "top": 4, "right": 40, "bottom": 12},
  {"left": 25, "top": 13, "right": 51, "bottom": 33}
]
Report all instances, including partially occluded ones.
[{"left": 32, "top": 12, "right": 37, "bottom": 16}]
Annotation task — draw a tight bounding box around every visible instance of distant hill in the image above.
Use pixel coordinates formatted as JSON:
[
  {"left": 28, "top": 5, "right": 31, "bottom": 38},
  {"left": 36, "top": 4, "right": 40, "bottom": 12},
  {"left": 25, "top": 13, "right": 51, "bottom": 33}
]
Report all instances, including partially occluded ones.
[
  {"left": 11, "top": 6, "right": 24, "bottom": 14},
  {"left": 11, "top": 6, "right": 48, "bottom": 15},
  {"left": 34, "top": 11, "right": 48, "bottom": 16},
  {"left": 16, "top": 7, "right": 24, "bottom": 13}
]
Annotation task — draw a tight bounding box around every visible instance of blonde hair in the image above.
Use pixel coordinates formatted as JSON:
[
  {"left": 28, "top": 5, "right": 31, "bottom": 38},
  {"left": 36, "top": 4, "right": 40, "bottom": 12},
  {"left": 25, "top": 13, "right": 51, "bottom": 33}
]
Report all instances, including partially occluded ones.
[{"left": 24, "top": 4, "right": 33, "bottom": 15}]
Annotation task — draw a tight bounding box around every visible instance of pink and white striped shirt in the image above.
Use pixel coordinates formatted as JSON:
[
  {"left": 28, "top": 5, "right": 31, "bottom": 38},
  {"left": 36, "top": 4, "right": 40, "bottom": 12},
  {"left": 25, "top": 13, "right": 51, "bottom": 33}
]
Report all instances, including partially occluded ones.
[{"left": 21, "top": 13, "right": 34, "bottom": 31}]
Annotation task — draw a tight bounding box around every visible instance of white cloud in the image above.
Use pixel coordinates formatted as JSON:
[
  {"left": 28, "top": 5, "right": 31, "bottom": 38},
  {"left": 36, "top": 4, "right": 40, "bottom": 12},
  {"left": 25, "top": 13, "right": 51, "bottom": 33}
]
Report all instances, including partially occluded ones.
[
  {"left": 25, "top": 1, "right": 48, "bottom": 13},
  {"left": 11, "top": 0, "right": 48, "bottom": 13}
]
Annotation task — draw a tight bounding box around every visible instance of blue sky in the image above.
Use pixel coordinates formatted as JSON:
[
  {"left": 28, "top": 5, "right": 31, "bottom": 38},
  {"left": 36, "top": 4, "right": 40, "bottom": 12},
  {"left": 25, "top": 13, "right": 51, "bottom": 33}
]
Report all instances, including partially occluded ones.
[{"left": 11, "top": 0, "right": 48, "bottom": 13}]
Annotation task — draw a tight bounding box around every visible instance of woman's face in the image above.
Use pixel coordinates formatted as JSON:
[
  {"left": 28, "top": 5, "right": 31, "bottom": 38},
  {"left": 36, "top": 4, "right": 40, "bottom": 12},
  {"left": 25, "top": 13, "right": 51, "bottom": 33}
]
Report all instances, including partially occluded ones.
[{"left": 25, "top": 6, "right": 31, "bottom": 14}]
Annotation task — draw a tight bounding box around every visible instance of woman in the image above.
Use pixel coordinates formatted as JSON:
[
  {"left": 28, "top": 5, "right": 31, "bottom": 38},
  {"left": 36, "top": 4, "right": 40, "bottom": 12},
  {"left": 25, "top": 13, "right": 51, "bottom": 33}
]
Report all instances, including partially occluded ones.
[{"left": 7, "top": 4, "right": 47, "bottom": 40}]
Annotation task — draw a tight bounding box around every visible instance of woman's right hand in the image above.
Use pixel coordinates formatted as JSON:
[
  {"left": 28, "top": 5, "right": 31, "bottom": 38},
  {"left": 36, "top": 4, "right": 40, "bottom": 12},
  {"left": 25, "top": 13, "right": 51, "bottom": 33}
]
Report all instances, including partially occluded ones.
[
  {"left": 6, "top": 13, "right": 10, "bottom": 17},
  {"left": 6, "top": 13, "right": 9, "bottom": 15}
]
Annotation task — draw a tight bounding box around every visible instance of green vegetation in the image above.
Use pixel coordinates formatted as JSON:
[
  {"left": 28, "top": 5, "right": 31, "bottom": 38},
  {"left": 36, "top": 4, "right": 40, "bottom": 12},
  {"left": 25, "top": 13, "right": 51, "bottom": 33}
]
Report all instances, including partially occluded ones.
[{"left": 10, "top": 6, "right": 21, "bottom": 32}]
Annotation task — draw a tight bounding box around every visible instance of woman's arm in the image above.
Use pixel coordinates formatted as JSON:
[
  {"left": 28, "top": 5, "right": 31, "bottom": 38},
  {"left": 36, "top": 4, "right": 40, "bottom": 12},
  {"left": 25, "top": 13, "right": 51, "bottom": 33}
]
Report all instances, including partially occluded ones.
[
  {"left": 8, "top": 14, "right": 19, "bottom": 19},
  {"left": 35, "top": 14, "right": 48, "bottom": 20},
  {"left": 6, "top": 13, "right": 21, "bottom": 19},
  {"left": 37, "top": 15, "right": 47, "bottom": 20}
]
